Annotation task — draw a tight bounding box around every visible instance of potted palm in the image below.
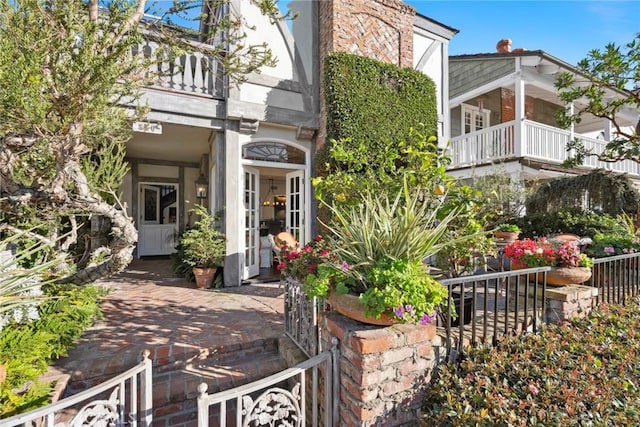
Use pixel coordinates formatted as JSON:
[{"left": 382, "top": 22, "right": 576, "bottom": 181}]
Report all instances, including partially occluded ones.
[{"left": 179, "top": 205, "right": 226, "bottom": 288}]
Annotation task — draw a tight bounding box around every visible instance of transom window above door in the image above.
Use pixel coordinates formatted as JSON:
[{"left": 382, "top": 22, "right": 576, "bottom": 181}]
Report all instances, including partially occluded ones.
[
  {"left": 462, "top": 104, "right": 491, "bottom": 134},
  {"left": 242, "top": 142, "right": 305, "bottom": 164}
]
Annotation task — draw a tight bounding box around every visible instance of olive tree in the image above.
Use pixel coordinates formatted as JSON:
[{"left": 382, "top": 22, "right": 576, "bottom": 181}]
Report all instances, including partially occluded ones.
[{"left": 0, "top": 0, "right": 284, "bottom": 284}]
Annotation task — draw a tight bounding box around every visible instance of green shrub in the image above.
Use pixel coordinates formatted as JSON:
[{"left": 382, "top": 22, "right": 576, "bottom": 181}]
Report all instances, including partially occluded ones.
[
  {"left": 584, "top": 235, "right": 640, "bottom": 258},
  {"left": 0, "top": 284, "right": 105, "bottom": 416},
  {"left": 515, "top": 209, "right": 628, "bottom": 239},
  {"left": 422, "top": 300, "right": 640, "bottom": 426},
  {"left": 320, "top": 51, "right": 438, "bottom": 175}
]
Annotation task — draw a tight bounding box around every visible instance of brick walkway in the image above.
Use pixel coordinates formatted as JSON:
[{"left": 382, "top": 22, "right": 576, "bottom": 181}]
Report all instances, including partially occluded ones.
[{"left": 52, "top": 258, "right": 285, "bottom": 391}]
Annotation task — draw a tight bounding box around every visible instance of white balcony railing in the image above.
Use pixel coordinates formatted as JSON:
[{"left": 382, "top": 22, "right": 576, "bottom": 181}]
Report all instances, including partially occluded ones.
[
  {"left": 449, "top": 119, "right": 640, "bottom": 177},
  {"left": 135, "top": 38, "right": 224, "bottom": 98}
]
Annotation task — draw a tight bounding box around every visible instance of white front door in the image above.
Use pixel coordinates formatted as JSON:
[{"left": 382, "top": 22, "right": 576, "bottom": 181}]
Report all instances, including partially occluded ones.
[
  {"left": 286, "top": 170, "right": 305, "bottom": 245},
  {"left": 138, "top": 183, "right": 179, "bottom": 256},
  {"left": 243, "top": 167, "right": 260, "bottom": 279}
]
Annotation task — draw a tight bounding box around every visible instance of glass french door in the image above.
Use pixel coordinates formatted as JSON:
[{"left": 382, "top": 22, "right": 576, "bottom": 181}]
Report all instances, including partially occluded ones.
[
  {"left": 286, "top": 170, "right": 305, "bottom": 245},
  {"left": 243, "top": 167, "right": 260, "bottom": 278}
]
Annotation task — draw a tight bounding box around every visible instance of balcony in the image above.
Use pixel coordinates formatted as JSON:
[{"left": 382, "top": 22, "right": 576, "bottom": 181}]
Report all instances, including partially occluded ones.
[
  {"left": 448, "top": 119, "right": 640, "bottom": 177},
  {"left": 135, "top": 38, "right": 224, "bottom": 99}
]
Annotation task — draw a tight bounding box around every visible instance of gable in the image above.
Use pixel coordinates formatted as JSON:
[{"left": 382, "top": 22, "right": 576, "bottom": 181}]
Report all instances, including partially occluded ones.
[{"left": 450, "top": 58, "right": 515, "bottom": 99}]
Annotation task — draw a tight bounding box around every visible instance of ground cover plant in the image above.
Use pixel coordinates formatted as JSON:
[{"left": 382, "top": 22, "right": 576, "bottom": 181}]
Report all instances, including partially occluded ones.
[
  {"left": 0, "top": 284, "right": 105, "bottom": 416},
  {"left": 422, "top": 299, "right": 640, "bottom": 426}
]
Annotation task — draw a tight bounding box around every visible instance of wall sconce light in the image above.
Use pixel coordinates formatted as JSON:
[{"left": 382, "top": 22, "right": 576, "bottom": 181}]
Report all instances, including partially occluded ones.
[{"left": 195, "top": 173, "right": 208, "bottom": 201}]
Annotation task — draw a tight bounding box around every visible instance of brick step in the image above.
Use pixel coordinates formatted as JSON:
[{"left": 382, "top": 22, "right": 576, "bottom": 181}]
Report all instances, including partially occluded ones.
[
  {"left": 152, "top": 350, "right": 288, "bottom": 427},
  {"left": 63, "top": 337, "right": 279, "bottom": 394}
]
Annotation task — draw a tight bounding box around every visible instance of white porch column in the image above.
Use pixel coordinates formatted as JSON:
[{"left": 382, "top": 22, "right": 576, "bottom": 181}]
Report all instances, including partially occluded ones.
[
  {"left": 603, "top": 117, "right": 613, "bottom": 142},
  {"left": 514, "top": 59, "right": 525, "bottom": 157},
  {"left": 568, "top": 102, "right": 575, "bottom": 141}
]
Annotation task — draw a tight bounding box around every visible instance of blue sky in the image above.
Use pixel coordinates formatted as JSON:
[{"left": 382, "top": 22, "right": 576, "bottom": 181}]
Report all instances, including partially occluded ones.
[{"left": 407, "top": 1, "right": 640, "bottom": 66}]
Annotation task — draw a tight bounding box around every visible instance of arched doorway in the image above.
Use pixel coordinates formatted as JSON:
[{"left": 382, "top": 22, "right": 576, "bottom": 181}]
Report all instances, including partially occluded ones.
[{"left": 241, "top": 140, "right": 310, "bottom": 279}]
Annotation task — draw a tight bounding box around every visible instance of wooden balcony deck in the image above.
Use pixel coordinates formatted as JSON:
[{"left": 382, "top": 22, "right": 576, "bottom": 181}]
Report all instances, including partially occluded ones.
[{"left": 448, "top": 119, "right": 640, "bottom": 177}]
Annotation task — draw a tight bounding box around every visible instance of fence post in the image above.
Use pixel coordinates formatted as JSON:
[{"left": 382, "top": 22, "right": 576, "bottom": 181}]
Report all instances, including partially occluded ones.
[
  {"left": 140, "top": 350, "right": 153, "bottom": 427},
  {"left": 197, "top": 383, "right": 209, "bottom": 427}
]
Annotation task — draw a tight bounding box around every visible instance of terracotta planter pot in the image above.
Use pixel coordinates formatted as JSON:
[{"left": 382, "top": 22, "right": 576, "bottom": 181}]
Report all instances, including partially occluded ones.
[
  {"left": 193, "top": 267, "right": 217, "bottom": 289},
  {"left": 494, "top": 231, "right": 519, "bottom": 243},
  {"left": 546, "top": 267, "right": 592, "bottom": 286},
  {"left": 511, "top": 264, "right": 592, "bottom": 286},
  {"left": 327, "top": 292, "right": 400, "bottom": 326}
]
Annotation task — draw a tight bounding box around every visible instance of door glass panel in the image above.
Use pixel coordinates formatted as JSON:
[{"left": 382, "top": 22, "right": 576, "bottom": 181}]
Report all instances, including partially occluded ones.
[{"left": 143, "top": 188, "right": 158, "bottom": 223}]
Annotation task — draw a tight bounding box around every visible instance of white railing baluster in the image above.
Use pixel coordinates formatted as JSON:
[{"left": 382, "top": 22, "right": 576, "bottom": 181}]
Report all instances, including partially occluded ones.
[
  {"left": 450, "top": 119, "right": 639, "bottom": 177},
  {"left": 2, "top": 351, "right": 153, "bottom": 427},
  {"left": 130, "top": 372, "right": 138, "bottom": 427}
]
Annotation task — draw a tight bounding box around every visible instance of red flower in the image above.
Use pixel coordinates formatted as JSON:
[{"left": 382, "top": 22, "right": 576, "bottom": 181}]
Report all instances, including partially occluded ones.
[{"left": 276, "top": 262, "right": 287, "bottom": 271}]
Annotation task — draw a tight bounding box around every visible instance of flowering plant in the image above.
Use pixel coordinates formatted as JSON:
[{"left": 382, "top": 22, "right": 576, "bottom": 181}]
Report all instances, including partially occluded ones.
[
  {"left": 277, "top": 235, "right": 332, "bottom": 279},
  {"left": 505, "top": 238, "right": 592, "bottom": 268},
  {"left": 289, "top": 176, "right": 466, "bottom": 325}
]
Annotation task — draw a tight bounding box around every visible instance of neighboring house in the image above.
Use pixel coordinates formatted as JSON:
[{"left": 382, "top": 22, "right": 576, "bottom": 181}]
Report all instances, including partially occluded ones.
[
  {"left": 117, "top": 0, "right": 457, "bottom": 287},
  {"left": 446, "top": 39, "right": 640, "bottom": 187}
]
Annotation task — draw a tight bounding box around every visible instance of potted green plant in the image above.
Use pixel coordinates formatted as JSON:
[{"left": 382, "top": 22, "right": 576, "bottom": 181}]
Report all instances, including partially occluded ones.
[
  {"left": 179, "top": 205, "right": 226, "bottom": 288},
  {"left": 494, "top": 223, "right": 520, "bottom": 242},
  {"left": 284, "top": 177, "right": 469, "bottom": 325}
]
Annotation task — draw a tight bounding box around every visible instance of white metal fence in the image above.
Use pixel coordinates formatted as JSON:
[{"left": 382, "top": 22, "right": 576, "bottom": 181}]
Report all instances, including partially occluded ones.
[
  {"left": 197, "top": 340, "right": 339, "bottom": 427},
  {"left": 2, "top": 351, "right": 152, "bottom": 427}
]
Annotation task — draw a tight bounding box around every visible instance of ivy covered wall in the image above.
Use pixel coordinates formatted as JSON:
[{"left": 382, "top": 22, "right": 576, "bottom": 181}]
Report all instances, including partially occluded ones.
[{"left": 320, "top": 52, "right": 438, "bottom": 170}]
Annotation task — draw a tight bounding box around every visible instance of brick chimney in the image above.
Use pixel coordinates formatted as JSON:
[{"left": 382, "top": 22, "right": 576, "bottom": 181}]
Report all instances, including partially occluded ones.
[{"left": 496, "top": 38, "right": 512, "bottom": 53}]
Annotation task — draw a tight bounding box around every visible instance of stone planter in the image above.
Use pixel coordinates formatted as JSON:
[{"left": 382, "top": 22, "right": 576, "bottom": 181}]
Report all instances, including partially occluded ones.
[
  {"left": 193, "top": 267, "right": 217, "bottom": 289},
  {"left": 511, "top": 264, "right": 592, "bottom": 286},
  {"left": 546, "top": 266, "right": 592, "bottom": 286},
  {"left": 326, "top": 292, "right": 400, "bottom": 326}
]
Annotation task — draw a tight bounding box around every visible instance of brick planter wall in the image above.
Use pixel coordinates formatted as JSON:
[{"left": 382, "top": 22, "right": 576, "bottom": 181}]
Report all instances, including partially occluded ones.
[{"left": 320, "top": 313, "right": 442, "bottom": 426}]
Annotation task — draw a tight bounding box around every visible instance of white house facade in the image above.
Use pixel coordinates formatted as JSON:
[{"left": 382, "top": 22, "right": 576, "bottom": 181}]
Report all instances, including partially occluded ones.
[
  {"left": 118, "top": 0, "right": 456, "bottom": 287},
  {"left": 446, "top": 43, "right": 639, "bottom": 187}
]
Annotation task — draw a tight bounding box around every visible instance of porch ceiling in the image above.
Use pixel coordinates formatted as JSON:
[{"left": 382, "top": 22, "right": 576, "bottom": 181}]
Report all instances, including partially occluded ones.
[{"left": 126, "top": 123, "right": 213, "bottom": 163}]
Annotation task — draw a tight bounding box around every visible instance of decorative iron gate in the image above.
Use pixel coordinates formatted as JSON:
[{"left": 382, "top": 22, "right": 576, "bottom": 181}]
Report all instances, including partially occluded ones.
[
  {"left": 2, "top": 351, "right": 153, "bottom": 427},
  {"left": 197, "top": 340, "right": 339, "bottom": 427},
  {"left": 284, "top": 276, "right": 323, "bottom": 356}
]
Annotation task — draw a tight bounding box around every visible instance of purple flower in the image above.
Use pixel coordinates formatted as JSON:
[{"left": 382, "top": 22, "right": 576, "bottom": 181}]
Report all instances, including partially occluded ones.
[
  {"left": 419, "top": 313, "right": 433, "bottom": 325},
  {"left": 604, "top": 246, "right": 615, "bottom": 254},
  {"left": 341, "top": 261, "right": 352, "bottom": 271},
  {"left": 404, "top": 305, "right": 415, "bottom": 316},
  {"left": 394, "top": 306, "right": 405, "bottom": 317}
]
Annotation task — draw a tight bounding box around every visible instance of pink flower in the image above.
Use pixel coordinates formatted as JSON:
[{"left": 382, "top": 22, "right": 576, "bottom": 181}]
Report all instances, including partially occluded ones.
[
  {"left": 341, "top": 261, "right": 352, "bottom": 271},
  {"left": 604, "top": 246, "right": 615, "bottom": 254},
  {"left": 528, "top": 383, "right": 539, "bottom": 395}
]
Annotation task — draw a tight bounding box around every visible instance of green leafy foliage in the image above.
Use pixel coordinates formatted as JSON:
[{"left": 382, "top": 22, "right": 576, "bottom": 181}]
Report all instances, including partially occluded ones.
[
  {"left": 0, "top": 284, "right": 105, "bottom": 416},
  {"left": 422, "top": 300, "right": 640, "bottom": 426},
  {"left": 526, "top": 169, "right": 639, "bottom": 216},
  {"left": 556, "top": 34, "right": 640, "bottom": 166},
  {"left": 178, "top": 205, "right": 225, "bottom": 268},
  {"left": 515, "top": 209, "right": 629, "bottom": 239},
  {"left": 320, "top": 52, "right": 438, "bottom": 179}
]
